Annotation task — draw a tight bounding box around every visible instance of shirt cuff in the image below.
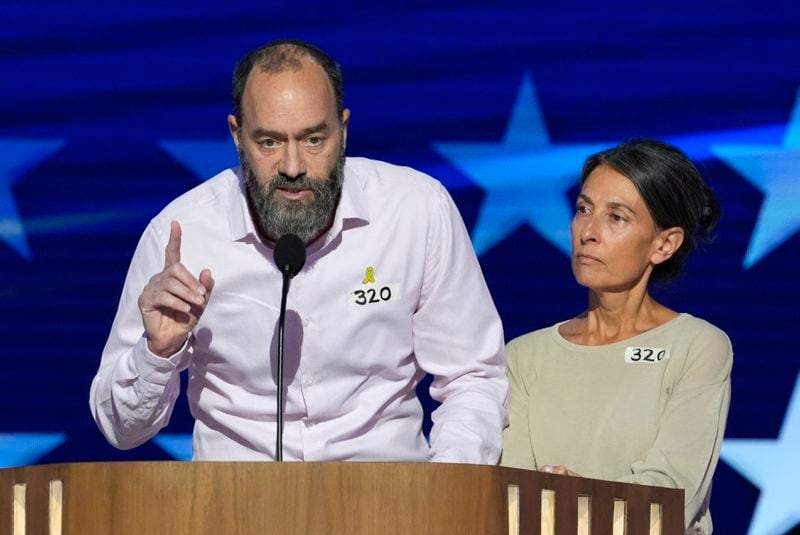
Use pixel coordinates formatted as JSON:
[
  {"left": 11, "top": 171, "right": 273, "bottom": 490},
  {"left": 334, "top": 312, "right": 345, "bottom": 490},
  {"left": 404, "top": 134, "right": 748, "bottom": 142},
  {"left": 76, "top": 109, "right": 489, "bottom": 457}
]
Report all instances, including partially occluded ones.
[{"left": 132, "top": 334, "right": 188, "bottom": 386}]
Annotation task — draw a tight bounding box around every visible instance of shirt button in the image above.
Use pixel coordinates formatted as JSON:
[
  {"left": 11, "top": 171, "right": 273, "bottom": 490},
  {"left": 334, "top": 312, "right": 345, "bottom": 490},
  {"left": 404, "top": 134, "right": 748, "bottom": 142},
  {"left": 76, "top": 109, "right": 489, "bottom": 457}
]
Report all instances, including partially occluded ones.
[
  {"left": 302, "top": 317, "right": 310, "bottom": 327},
  {"left": 303, "top": 375, "right": 314, "bottom": 387},
  {"left": 306, "top": 420, "right": 316, "bottom": 429}
]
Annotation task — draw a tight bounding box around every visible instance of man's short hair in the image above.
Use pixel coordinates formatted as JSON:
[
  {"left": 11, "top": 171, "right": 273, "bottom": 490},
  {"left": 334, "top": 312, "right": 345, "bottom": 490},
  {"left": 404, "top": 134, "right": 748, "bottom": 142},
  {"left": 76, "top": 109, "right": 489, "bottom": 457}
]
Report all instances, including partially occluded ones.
[{"left": 232, "top": 39, "right": 344, "bottom": 123}]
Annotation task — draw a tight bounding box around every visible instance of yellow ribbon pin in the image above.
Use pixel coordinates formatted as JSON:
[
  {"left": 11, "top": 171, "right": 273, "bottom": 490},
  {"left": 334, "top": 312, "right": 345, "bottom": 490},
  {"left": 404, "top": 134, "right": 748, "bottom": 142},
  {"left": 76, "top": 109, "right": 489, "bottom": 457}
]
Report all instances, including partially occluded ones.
[{"left": 362, "top": 266, "right": 376, "bottom": 284}]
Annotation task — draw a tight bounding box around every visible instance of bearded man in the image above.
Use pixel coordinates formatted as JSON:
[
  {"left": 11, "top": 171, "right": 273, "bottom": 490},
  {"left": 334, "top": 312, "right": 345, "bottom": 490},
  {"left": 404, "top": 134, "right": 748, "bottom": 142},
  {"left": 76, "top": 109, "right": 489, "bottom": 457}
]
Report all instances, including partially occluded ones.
[{"left": 90, "top": 40, "right": 507, "bottom": 464}]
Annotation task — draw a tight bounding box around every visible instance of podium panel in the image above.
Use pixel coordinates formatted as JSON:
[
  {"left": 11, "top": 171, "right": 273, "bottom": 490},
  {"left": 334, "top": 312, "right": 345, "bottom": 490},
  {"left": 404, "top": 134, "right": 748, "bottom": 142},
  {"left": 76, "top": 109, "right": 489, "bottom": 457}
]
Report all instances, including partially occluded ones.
[{"left": 0, "top": 462, "right": 683, "bottom": 534}]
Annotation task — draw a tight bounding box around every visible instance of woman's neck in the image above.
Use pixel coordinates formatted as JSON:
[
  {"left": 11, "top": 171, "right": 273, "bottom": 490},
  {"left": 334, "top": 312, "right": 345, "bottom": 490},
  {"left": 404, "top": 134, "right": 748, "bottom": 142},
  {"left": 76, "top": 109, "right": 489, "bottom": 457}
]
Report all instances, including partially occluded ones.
[{"left": 560, "top": 287, "right": 677, "bottom": 345}]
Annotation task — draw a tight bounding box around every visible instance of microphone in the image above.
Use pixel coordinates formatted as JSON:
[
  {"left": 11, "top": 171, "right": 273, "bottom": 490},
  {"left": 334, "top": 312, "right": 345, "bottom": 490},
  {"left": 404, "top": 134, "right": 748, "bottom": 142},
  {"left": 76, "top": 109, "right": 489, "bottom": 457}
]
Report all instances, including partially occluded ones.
[
  {"left": 274, "top": 234, "right": 306, "bottom": 278},
  {"left": 273, "top": 234, "right": 306, "bottom": 462}
]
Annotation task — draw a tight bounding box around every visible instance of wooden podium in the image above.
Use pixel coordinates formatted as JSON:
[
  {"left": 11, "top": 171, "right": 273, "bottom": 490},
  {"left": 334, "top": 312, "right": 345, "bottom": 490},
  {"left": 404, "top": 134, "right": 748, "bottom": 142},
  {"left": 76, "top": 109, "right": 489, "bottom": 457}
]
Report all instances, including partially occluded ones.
[{"left": 1, "top": 461, "right": 683, "bottom": 534}]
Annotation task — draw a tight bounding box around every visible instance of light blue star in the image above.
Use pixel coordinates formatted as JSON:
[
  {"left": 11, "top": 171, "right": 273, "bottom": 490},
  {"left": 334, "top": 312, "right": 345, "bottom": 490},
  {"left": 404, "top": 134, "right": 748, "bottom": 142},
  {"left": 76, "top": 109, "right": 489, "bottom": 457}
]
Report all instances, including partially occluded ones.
[
  {"left": 160, "top": 139, "right": 238, "bottom": 181},
  {"left": 0, "top": 139, "right": 65, "bottom": 259},
  {"left": 721, "top": 372, "right": 800, "bottom": 535},
  {"left": 0, "top": 433, "right": 66, "bottom": 468},
  {"left": 153, "top": 433, "right": 193, "bottom": 461},
  {"left": 432, "top": 74, "right": 609, "bottom": 256},
  {"left": 711, "top": 87, "right": 800, "bottom": 269}
]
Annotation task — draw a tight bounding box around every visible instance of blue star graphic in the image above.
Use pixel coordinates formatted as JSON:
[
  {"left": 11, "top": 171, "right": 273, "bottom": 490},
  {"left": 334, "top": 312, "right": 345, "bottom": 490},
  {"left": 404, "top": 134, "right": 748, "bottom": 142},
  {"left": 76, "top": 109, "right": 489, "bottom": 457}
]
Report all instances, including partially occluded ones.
[
  {"left": 711, "top": 87, "right": 800, "bottom": 269},
  {"left": 432, "top": 74, "right": 609, "bottom": 256},
  {"left": 160, "top": 139, "right": 238, "bottom": 180},
  {"left": 0, "top": 139, "right": 65, "bottom": 259},
  {"left": 721, "top": 372, "right": 800, "bottom": 535},
  {"left": 153, "top": 433, "right": 193, "bottom": 461},
  {"left": 0, "top": 433, "right": 66, "bottom": 468}
]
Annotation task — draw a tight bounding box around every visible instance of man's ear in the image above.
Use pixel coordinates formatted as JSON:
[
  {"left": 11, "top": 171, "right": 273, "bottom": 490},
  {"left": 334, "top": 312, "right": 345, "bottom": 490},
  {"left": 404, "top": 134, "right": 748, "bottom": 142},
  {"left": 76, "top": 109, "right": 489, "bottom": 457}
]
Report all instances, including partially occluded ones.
[
  {"left": 340, "top": 108, "right": 350, "bottom": 150},
  {"left": 227, "top": 114, "right": 241, "bottom": 149},
  {"left": 651, "top": 227, "right": 685, "bottom": 265}
]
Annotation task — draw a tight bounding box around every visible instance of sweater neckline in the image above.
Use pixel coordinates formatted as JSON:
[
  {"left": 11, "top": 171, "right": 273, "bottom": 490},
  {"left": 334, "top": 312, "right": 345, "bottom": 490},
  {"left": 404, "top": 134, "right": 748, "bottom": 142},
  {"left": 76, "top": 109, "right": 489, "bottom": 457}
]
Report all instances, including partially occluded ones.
[{"left": 549, "top": 312, "right": 692, "bottom": 352}]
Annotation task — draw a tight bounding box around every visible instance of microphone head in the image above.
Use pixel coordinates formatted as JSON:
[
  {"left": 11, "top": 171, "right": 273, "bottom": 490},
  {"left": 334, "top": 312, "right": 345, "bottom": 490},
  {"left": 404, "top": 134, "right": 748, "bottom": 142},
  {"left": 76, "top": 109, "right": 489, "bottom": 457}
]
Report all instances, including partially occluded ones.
[{"left": 274, "top": 234, "right": 306, "bottom": 278}]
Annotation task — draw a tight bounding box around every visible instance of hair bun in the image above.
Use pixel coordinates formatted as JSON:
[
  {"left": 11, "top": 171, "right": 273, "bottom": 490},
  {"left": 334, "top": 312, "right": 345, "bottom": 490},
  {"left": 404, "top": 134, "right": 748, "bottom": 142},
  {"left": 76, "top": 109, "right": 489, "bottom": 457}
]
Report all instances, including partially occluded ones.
[
  {"left": 697, "top": 186, "right": 721, "bottom": 239},
  {"left": 699, "top": 204, "right": 714, "bottom": 228}
]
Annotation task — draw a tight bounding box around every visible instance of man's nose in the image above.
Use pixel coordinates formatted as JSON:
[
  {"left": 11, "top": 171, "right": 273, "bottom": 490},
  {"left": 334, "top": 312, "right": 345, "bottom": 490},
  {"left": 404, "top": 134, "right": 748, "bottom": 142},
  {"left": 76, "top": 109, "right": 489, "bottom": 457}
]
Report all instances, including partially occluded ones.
[{"left": 277, "top": 142, "right": 306, "bottom": 179}]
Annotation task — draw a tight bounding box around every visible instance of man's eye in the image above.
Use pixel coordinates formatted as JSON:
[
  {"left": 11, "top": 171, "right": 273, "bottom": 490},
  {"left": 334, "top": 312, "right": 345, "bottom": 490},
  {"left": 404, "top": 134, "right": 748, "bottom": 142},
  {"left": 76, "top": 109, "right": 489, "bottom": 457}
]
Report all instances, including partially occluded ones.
[
  {"left": 610, "top": 213, "right": 626, "bottom": 223},
  {"left": 259, "top": 139, "right": 278, "bottom": 148},
  {"left": 575, "top": 205, "right": 589, "bottom": 214},
  {"left": 306, "top": 136, "right": 323, "bottom": 146}
]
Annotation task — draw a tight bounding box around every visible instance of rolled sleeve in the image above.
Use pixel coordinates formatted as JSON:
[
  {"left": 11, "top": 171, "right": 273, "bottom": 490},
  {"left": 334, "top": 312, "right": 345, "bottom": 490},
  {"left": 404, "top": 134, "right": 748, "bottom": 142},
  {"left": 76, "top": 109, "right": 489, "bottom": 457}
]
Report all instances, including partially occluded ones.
[{"left": 413, "top": 183, "right": 508, "bottom": 464}]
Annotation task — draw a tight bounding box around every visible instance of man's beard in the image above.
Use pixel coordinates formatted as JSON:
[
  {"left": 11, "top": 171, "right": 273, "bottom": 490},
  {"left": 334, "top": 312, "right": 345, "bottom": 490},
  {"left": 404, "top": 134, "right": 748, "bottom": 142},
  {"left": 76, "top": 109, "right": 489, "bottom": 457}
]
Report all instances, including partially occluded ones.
[{"left": 241, "top": 148, "right": 345, "bottom": 244}]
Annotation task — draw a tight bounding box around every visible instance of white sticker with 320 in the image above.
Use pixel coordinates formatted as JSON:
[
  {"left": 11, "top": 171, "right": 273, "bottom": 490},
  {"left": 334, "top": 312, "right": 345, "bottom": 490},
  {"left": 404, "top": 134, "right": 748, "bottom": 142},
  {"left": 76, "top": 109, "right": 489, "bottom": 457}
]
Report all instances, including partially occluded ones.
[
  {"left": 624, "top": 346, "right": 670, "bottom": 363},
  {"left": 350, "top": 283, "right": 400, "bottom": 306}
]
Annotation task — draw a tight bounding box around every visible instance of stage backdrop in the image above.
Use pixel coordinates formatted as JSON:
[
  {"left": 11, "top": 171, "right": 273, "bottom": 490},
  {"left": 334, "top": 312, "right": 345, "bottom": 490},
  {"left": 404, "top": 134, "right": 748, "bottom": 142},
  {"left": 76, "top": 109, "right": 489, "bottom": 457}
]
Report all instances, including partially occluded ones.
[{"left": 1, "top": 3, "right": 799, "bottom": 534}]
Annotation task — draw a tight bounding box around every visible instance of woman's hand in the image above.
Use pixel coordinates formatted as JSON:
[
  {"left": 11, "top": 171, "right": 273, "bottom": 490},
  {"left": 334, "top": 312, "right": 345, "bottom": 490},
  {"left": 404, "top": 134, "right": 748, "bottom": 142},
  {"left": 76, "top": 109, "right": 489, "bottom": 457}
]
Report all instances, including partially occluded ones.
[{"left": 539, "top": 465, "right": 580, "bottom": 477}]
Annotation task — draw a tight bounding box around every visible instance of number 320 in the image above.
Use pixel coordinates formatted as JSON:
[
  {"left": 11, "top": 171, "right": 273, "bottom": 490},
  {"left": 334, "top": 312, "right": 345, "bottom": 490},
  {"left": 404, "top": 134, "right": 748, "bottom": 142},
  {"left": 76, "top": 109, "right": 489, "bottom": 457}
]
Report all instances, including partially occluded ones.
[
  {"left": 630, "top": 348, "right": 666, "bottom": 362},
  {"left": 354, "top": 287, "right": 392, "bottom": 305}
]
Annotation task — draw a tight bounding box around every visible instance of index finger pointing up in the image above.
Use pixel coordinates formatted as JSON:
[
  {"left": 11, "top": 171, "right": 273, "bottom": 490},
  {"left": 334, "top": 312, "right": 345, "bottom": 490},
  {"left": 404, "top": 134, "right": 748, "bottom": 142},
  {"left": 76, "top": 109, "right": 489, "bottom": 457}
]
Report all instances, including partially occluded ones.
[{"left": 164, "top": 220, "right": 182, "bottom": 268}]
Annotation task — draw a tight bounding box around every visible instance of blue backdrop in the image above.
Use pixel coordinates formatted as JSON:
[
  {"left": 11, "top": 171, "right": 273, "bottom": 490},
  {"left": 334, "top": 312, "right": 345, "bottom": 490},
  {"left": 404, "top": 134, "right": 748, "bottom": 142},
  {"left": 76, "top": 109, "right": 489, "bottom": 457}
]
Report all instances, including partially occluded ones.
[{"left": 1, "top": 2, "right": 799, "bottom": 533}]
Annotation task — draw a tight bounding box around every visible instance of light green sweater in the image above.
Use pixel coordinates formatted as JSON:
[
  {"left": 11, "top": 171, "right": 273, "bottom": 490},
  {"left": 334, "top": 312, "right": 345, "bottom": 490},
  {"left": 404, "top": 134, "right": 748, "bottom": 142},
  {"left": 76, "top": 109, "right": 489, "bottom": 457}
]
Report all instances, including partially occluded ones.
[{"left": 501, "top": 313, "right": 732, "bottom": 535}]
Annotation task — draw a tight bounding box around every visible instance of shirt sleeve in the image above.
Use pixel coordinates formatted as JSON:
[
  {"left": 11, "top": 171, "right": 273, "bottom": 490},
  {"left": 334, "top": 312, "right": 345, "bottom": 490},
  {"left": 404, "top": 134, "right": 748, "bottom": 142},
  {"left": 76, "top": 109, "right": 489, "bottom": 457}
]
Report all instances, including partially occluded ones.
[
  {"left": 89, "top": 221, "right": 190, "bottom": 449},
  {"left": 618, "top": 325, "right": 732, "bottom": 529},
  {"left": 500, "top": 338, "right": 538, "bottom": 470},
  {"left": 412, "top": 182, "right": 509, "bottom": 464}
]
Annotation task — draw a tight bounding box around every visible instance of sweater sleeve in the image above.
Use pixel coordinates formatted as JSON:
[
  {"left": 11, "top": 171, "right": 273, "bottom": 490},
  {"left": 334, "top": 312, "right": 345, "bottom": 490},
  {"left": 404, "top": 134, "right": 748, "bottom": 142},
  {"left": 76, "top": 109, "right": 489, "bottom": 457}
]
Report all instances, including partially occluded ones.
[
  {"left": 500, "top": 337, "right": 538, "bottom": 470},
  {"left": 618, "top": 324, "right": 732, "bottom": 529}
]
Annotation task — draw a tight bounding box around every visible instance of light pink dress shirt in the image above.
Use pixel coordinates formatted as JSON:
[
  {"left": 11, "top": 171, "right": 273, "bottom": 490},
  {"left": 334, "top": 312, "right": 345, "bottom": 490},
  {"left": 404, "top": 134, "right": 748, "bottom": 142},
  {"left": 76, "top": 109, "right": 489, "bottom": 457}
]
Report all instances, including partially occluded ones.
[{"left": 90, "top": 157, "right": 507, "bottom": 463}]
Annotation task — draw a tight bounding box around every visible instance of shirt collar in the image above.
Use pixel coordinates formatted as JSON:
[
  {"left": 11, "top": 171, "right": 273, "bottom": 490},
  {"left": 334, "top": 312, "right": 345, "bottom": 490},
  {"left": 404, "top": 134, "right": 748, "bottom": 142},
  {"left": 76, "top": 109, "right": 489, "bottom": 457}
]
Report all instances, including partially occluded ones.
[{"left": 228, "top": 167, "right": 258, "bottom": 243}]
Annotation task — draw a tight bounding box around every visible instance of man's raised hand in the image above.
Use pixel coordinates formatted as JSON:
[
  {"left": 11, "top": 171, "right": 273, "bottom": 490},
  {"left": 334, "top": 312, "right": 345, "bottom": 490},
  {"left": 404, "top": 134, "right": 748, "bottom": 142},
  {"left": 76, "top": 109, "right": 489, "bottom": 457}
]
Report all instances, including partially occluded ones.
[{"left": 137, "top": 221, "right": 214, "bottom": 357}]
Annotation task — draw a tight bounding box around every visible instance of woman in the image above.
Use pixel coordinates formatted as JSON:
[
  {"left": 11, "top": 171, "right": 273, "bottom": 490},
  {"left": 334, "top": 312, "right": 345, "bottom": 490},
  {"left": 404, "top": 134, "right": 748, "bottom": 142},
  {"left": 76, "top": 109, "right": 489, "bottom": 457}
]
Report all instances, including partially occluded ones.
[{"left": 501, "top": 140, "right": 731, "bottom": 534}]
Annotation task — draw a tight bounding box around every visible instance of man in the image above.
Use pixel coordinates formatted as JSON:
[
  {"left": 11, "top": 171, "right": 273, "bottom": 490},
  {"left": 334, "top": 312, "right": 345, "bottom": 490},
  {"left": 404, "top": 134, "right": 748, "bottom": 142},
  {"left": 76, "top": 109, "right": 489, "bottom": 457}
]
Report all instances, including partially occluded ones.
[{"left": 90, "top": 39, "right": 507, "bottom": 463}]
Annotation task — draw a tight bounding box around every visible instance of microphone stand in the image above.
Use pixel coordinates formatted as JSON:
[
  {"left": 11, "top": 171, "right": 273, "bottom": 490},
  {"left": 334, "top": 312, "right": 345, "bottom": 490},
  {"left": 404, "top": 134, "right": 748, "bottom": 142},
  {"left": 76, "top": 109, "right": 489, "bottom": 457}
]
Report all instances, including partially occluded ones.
[
  {"left": 276, "top": 265, "right": 292, "bottom": 462},
  {"left": 272, "top": 232, "right": 305, "bottom": 462}
]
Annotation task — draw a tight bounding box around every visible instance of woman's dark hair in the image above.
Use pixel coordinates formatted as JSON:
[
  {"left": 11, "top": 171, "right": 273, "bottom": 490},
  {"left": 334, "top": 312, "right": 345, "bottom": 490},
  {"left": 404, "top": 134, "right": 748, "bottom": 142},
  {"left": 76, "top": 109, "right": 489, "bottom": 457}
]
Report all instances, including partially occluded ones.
[
  {"left": 231, "top": 39, "right": 344, "bottom": 124},
  {"left": 581, "top": 139, "right": 720, "bottom": 282}
]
